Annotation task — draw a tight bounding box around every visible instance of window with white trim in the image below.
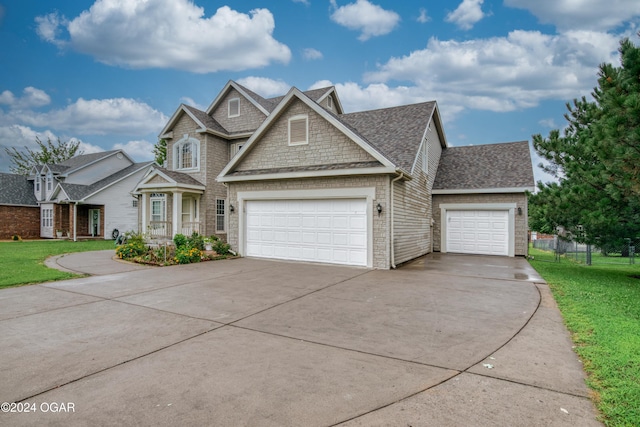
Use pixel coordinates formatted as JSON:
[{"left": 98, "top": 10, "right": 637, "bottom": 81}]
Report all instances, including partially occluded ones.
[
  {"left": 150, "top": 194, "right": 166, "bottom": 223},
  {"left": 35, "top": 175, "right": 40, "bottom": 193},
  {"left": 46, "top": 172, "right": 52, "bottom": 191},
  {"left": 216, "top": 199, "right": 225, "bottom": 232},
  {"left": 228, "top": 98, "right": 240, "bottom": 118},
  {"left": 288, "top": 115, "right": 308, "bottom": 146},
  {"left": 327, "top": 96, "right": 333, "bottom": 110},
  {"left": 173, "top": 137, "right": 199, "bottom": 171},
  {"left": 42, "top": 208, "right": 53, "bottom": 228}
]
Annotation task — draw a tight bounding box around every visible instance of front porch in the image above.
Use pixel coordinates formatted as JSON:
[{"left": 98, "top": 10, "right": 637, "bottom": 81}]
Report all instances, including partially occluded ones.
[{"left": 147, "top": 220, "right": 202, "bottom": 239}]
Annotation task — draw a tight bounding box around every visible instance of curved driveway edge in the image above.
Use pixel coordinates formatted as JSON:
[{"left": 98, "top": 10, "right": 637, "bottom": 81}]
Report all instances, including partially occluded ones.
[{"left": 1, "top": 253, "right": 601, "bottom": 426}]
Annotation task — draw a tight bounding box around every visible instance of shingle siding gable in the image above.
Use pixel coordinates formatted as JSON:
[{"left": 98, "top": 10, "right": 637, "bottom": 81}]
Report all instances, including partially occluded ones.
[
  {"left": 233, "top": 99, "right": 377, "bottom": 173},
  {"left": 211, "top": 88, "right": 267, "bottom": 134}
]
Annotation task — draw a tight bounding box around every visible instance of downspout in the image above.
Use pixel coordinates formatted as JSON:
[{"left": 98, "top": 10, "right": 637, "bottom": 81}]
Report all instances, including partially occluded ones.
[{"left": 390, "top": 172, "right": 405, "bottom": 269}]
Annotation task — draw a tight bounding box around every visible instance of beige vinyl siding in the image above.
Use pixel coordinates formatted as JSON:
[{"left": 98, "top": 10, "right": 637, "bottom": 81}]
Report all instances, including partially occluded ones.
[{"left": 392, "top": 123, "right": 443, "bottom": 265}]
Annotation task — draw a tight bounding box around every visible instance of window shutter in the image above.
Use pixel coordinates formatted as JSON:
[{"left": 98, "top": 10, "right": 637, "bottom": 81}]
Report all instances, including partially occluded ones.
[{"left": 289, "top": 117, "right": 308, "bottom": 145}]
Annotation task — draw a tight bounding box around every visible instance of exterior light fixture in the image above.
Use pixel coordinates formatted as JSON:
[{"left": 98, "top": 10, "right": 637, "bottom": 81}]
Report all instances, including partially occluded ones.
[
  {"left": 517, "top": 207, "right": 522, "bottom": 216},
  {"left": 230, "top": 204, "right": 235, "bottom": 213},
  {"left": 376, "top": 203, "right": 382, "bottom": 216}
]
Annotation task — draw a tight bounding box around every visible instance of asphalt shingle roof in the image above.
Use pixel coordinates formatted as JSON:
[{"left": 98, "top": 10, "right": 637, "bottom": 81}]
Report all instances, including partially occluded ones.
[
  {"left": 433, "top": 141, "right": 534, "bottom": 190},
  {"left": 339, "top": 102, "right": 436, "bottom": 173},
  {"left": 153, "top": 166, "right": 205, "bottom": 187},
  {"left": 183, "top": 105, "right": 228, "bottom": 134},
  {"left": 0, "top": 173, "right": 37, "bottom": 206}
]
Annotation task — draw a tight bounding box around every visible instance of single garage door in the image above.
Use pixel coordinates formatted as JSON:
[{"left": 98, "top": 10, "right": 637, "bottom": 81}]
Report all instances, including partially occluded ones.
[
  {"left": 446, "top": 210, "right": 509, "bottom": 256},
  {"left": 245, "top": 199, "right": 367, "bottom": 266}
]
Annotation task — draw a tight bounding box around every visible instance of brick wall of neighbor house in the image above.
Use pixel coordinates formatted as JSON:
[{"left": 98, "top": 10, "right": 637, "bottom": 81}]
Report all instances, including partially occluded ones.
[
  {"left": 211, "top": 88, "right": 267, "bottom": 134},
  {"left": 432, "top": 193, "right": 529, "bottom": 256},
  {"left": 0, "top": 206, "right": 40, "bottom": 239},
  {"left": 235, "top": 99, "right": 377, "bottom": 172},
  {"left": 204, "top": 134, "right": 234, "bottom": 237},
  {"left": 392, "top": 126, "right": 443, "bottom": 265},
  {"left": 227, "top": 175, "right": 391, "bottom": 269}
]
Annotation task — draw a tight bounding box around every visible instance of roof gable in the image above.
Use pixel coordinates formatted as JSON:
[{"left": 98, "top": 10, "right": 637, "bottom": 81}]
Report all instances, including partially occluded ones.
[
  {"left": 135, "top": 166, "right": 205, "bottom": 192},
  {"left": 206, "top": 80, "right": 270, "bottom": 116},
  {"left": 433, "top": 141, "right": 535, "bottom": 192},
  {"left": 218, "top": 88, "right": 396, "bottom": 181}
]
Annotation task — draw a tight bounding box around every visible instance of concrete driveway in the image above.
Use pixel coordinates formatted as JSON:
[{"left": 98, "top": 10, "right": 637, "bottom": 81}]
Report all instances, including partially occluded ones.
[{"left": 0, "top": 253, "right": 600, "bottom": 426}]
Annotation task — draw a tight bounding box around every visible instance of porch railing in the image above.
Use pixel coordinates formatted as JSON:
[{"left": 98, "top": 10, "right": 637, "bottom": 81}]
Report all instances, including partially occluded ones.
[
  {"left": 181, "top": 222, "right": 201, "bottom": 236},
  {"left": 148, "top": 221, "right": 172, "bottom": 239}
]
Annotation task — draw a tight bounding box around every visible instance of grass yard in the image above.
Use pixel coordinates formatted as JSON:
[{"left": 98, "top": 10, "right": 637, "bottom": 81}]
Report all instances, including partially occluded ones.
[
  {"left": 0, "top": 239, "right": 115, "bottom": 289},
  {"left": 529, "top": 247, "right": 640, "bottom": 426}
]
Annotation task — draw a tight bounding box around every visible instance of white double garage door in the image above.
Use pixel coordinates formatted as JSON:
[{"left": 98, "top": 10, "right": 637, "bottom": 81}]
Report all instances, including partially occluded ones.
[
  {"left": 244, "top": 198, "right": 369, "bottom": 266},
  {"left": 442, "top": 205, "right": 516, "bottom": 257}
]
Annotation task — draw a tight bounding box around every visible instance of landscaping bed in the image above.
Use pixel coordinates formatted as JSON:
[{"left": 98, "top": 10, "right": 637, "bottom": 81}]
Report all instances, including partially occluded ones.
[{"left": 116, "top": 232, "right": 234, "bottom": 266}]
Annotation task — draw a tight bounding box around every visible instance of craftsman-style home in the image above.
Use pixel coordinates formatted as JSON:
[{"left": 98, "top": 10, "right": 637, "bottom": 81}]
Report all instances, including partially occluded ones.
[{"left": 134, "top": 81, "right": 534, "bottom": 268}]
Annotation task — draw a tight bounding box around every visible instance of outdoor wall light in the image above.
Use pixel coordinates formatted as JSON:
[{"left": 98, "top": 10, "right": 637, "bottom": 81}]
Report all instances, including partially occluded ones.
[
  {"left": 517, "top": 207, "right": 522, "bottom": 216},
  {"left": 376, "top": 203, "right": 383, "bottom": 216},
  {"left": 230, "top": 204, "right": 235, "bottom": 213}
]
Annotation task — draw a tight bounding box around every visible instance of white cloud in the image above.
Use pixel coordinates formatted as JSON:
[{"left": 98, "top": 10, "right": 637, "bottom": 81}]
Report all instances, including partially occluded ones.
[
  {"left": 417, "top": 8, "right": 430, "bottom": 24},
  {"left": 364, "top": 30, "right": 620, "bottom": 113},
  {"left": 538, "top": 118, "right": 557, "bottom": 128},
  {"left": 77, "top": 139, "right": 105, "bottom": 155},
  {"left": 445, "top": 0, "right": 486, "bottom": 30},
  {"left": 179, "top": 97, "right": 206, "bottom": 111},
  {"left": 237, "top": 77, "right": 291, "bottom": 98},
  {"left": 0, "top": 125, "right": 58, "bottom": 151},
  {"left": 6, "top": 96, "right": 167, "bottom": 135},
  {"left": 292, "top": 0, "right": 310, "bottom": 5},
  {"left": 113, "top": 139, "right": 154, "bottom": 161},
  {"left": 0, "top": 87, "right": 51, "bottom": 109},
  {"left": 505, "top": 0, "right": 640, "bottom": 31},
  {"left": 330, "top": 0, "right": 400, "bottom": 41},
  {"left": 303, "top": 48, "right": 323, "bottom": 60},
  {"left": 36, "top": 0, "right": 291, "bottom": 73}
]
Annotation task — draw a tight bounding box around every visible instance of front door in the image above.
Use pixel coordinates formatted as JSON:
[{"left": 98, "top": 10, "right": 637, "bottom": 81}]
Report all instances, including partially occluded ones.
[{"left": 89, "top": 209, "right": 100, "bottom": 237}]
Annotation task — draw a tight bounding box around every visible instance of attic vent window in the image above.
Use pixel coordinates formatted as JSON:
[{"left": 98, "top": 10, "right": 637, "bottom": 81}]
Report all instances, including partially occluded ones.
[
  {"left": 327, "top": 96, "right": 333, "bottom": 110},
  {"left": 228, "top": 98, "right": 240, "bottom": 118},
  {"left": 288, "top": 115, "right": 308, "bottom": 146}
]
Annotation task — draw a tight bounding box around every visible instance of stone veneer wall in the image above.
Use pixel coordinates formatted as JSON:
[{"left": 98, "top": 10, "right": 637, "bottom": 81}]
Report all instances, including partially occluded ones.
[
  {"left": 227, "top": 175, "right": 391, "bottom": 269},
  {"left": 432, "top": 193, "right": 529, "bottom": 256}
]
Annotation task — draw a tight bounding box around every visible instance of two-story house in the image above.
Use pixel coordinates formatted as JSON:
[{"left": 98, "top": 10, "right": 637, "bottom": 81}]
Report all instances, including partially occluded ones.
[
  {"left": 0, "top": 150, "right": 153, "bottom": 240},
  {"left": 135, "top": 81, "right": 534, "bottom": 269}
]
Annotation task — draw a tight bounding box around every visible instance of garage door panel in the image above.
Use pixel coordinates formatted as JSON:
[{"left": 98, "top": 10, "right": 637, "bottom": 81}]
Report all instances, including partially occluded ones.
[
  {"left": 447, "top": 210, "right": 509, "bottom": 256},
  {"left": 246, "top": 199, "right": 368, "bottom": 266}
]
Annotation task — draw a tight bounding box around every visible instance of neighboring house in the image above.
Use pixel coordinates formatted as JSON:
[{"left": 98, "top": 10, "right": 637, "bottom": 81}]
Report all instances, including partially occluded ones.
[
  {"left": 135, "top": 80, "right": 534, "bottom": 268},
  {"left": 0, "top": 173, "right": 40, "bottom": 239},
  {"left": 0, "top": 150, "right": 154, "bottom": 240}
]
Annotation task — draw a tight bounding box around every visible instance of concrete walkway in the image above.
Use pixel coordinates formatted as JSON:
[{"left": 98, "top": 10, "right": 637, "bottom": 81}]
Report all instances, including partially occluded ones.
[{"left": 0, "top": 252, "right": 601, "bottom": 426}]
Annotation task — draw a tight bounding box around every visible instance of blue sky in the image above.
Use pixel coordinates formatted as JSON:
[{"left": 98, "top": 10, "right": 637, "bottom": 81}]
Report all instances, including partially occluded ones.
[{"left": 1, "top": 0, "right": 639, "bottom": 185}]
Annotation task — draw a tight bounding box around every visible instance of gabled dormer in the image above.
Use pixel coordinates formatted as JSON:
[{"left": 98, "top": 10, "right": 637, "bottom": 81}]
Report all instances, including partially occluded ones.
[{"left": 205, "top": 81, "right": 271, "bottom": 134}]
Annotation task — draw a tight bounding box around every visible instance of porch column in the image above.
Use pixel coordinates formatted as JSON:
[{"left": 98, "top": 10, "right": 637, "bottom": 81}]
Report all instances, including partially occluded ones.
[
  {"left": 173, "top": 191, "right": 182, "bottom": 238},
  {"left": 141, "top": 193, "right": 148, "bottom": 232}
]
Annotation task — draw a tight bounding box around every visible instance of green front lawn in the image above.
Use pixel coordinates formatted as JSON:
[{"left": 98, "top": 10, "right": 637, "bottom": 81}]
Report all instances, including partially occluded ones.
[
  {"left": 0, "top": 239, "right": 115, "bottom": 289},
  {"left": 529, "top": 247, "right": 640, "bottom": 426}
]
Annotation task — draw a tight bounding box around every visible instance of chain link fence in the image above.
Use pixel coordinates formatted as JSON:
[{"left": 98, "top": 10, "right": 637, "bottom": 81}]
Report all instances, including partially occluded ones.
[{"left": 532, "top": 236, "right": 639, "bottom": 265}]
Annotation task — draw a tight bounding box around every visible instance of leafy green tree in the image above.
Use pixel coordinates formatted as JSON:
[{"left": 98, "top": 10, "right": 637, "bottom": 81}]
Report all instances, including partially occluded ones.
[
  {"left": 153, "top": 138, "right": 167, "bottom": 166},
  {"left": 4, "top": 137, "right": 82, "bottom": 175},
  {"left": 531, "top": 36, "right": 640, "bottom": 245}
]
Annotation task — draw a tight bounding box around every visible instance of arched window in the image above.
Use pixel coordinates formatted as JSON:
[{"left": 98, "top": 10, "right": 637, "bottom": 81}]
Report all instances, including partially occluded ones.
[{"left": 173, "top": 137, "right": 199, "bottom": 171}]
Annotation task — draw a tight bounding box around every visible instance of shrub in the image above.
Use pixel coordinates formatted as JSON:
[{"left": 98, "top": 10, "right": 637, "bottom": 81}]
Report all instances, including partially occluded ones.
[
  {"left": 115, "top": 231, "right": 147, "bottom": 259},
  {"left": 175, "top": 246, "right": 202, "bottom": 264},
  {"left": 187, "top": 232, "right": 205, "bottom": 251},
  {"left": 213, "top": 239, "right": 231, "bottom": 255},
  {"left": 173, "top": 234, "right": 187, "bottom": 249}
]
